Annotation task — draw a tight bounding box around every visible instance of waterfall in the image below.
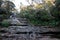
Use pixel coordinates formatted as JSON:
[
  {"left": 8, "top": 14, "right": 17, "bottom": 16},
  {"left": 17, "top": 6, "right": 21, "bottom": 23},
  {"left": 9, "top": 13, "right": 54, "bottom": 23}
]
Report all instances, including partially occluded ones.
[{"left": 10, "top": 13, "right": 21, "bottom": 24}]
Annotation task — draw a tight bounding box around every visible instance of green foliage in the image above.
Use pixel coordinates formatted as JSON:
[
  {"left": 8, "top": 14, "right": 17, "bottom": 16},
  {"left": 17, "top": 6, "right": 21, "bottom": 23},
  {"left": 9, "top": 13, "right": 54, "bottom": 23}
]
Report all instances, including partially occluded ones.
[
  {"left": 51, "top": 8, "right": 60, "bottom": 18},
  {"left": 55, "top": 0, "right": 60, "bottom": 6},
  {"left": 51, "top": 0, "right": 60, "bottom": 18},
  {"left": 0, "top": 8, "right": 11, "bottom": 21},
  {"left": 1, "top": 20, "right": 10, "bottom": 27},
  {"left": 20, "top": 0, "right": 60, "bottom": 27},
  {"left": 0, "top": 1, "right": 15, "bottom": 27}
]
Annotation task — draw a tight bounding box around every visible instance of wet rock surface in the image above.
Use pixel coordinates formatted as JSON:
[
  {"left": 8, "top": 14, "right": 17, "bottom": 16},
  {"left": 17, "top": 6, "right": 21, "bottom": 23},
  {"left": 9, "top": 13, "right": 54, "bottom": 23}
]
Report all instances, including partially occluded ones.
[
  {"left": 0, "top": 17, "right": 60, "bottom": 40},
  {"left": 0, "top": 26, "right": 60, "bottom": 40}
]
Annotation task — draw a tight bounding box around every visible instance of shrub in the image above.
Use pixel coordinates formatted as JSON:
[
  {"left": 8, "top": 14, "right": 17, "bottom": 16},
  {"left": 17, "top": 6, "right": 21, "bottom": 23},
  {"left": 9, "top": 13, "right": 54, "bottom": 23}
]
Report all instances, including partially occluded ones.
[
  {"left": 1, "top": 20, "right": 10, "bottom": 27},
  {"left": 20, "top": 5, "right": 60, "bottom": 27}
]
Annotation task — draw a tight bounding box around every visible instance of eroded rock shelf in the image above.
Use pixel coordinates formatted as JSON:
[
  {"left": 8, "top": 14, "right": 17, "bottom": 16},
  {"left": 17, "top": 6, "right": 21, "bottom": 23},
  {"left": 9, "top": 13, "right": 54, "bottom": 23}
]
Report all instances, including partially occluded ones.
[{"left": 0, "top": 17, "right": 60, "bottom": 40}]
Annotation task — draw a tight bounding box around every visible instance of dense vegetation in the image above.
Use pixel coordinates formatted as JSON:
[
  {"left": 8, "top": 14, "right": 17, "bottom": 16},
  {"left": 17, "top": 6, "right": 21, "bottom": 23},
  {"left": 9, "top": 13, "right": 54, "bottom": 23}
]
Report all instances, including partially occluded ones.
[
  {"left": 0, "top": 0, "right": 60, "bottom": 27},
  {"left": 0, "top": 0, "right": 15, "bottom": 27},
  {"left": 20, "top": 0, "right": 60, "bottom": 27}
]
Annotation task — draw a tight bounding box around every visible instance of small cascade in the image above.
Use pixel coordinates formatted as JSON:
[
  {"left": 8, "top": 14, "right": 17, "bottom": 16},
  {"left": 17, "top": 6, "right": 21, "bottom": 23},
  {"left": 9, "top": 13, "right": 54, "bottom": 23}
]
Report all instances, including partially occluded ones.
[{"left": 9, "top": 13, "right": 21, "bottom": 24}]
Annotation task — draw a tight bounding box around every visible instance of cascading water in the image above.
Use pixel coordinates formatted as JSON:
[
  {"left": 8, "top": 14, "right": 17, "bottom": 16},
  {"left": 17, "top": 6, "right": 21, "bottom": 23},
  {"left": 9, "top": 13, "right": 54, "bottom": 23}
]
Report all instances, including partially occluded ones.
[{"left": 10, "top": 13, "right": 21, "bottom": 24}]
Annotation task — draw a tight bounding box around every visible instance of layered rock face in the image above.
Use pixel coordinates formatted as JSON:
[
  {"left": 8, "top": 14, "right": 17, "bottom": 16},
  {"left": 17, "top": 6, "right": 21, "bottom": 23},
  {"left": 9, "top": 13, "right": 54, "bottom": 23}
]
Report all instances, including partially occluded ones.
[{"left": 0, "top": 17, "right": 60, "bottom": 40}]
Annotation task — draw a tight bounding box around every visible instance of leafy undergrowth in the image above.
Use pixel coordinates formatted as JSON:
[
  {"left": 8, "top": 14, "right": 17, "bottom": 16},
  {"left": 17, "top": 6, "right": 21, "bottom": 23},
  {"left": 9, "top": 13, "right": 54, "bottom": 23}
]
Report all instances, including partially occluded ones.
[{"left": 1, "top": 20, "right": 10, "bottom": 28}]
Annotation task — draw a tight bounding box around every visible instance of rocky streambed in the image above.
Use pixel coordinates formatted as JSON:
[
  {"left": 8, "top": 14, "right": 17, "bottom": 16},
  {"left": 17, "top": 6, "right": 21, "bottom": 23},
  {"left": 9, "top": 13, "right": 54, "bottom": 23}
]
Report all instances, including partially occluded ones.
[
  {"left": 0, "top": 26, "right": 60, "bottom": 40},
  {"left": 0, "top": 17, "right": 60, "bottom": 40}
]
